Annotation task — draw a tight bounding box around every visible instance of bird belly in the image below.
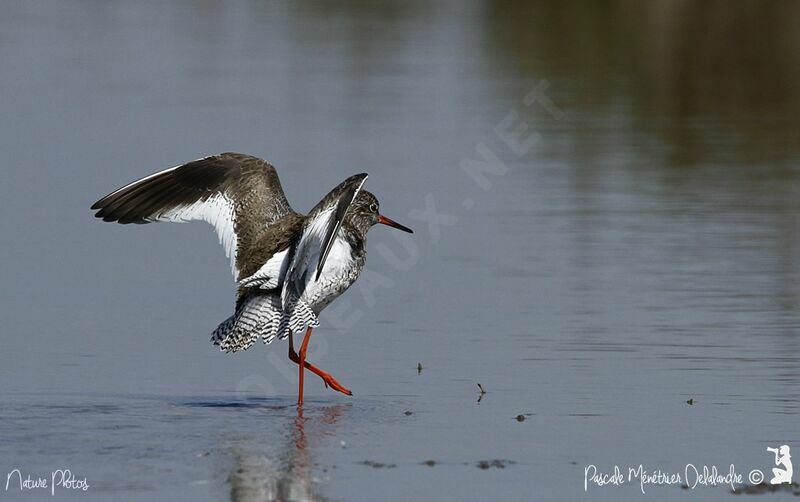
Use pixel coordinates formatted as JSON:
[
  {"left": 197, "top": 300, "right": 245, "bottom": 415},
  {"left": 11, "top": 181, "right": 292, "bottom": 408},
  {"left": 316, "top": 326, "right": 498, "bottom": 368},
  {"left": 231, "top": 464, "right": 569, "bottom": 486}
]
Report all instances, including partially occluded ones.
[{"left": 300, "top": 237, "right": 360, "bottom": 313}]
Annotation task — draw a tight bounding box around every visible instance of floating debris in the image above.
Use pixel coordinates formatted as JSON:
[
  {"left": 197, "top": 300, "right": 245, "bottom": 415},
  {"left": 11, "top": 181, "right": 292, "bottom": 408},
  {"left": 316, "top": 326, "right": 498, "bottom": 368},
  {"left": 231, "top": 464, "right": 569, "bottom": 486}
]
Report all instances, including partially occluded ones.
[
  {"left": 686, "top": 398, "right": 694, "bottom": 405},
  {"left": 417, "top": 363, "right": 423, "bottom": 374},
  {"left": 422, "top": 460, "right": 436, "bottom": 467},
  {"left": 339, "top": 440, "right": 346, "bottom": 448},
  {"left": 359, "top": 460, "right": 396, "bottom": 469},
  {"left": 515, "top": 414, "right": 526, "bottom": 422},
  {"left": 476, "top": 459, "right": 515, "bottom": 470},
  {"left": 477, "top": 383, "right": 487, "bottom": 402},
  {"left": 404, "top": 410, "right": 413, "bottom": 416}
]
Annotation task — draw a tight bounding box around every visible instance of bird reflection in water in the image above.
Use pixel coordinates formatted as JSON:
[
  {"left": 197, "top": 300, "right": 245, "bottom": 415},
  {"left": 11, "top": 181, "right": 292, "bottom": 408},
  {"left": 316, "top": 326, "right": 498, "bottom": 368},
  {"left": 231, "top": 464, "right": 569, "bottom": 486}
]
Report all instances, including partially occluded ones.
[{"left": 227, "top": 405, "right": 345, "bottom": 502}]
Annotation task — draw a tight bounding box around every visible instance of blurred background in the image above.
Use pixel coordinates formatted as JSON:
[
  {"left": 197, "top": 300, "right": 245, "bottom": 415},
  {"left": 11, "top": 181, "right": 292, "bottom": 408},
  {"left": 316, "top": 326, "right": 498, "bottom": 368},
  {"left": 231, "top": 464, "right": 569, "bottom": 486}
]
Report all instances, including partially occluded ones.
[{"left": 1, "top": 1, "right": 799, "bottom": 501}]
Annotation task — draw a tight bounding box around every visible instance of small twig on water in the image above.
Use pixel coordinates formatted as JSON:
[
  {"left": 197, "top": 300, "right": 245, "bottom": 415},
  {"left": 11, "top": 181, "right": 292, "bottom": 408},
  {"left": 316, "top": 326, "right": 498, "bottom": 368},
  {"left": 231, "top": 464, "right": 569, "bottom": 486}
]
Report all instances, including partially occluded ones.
[{"left": 477, "top": 383, "right": 487, "bottom": 403}]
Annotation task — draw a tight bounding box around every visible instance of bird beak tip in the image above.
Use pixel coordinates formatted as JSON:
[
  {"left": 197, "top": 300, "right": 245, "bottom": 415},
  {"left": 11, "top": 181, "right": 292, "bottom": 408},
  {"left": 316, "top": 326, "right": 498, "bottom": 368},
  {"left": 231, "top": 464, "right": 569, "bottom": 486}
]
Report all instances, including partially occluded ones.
[{"left": 378, "top": 215, "right": 413, "bottom": 233}]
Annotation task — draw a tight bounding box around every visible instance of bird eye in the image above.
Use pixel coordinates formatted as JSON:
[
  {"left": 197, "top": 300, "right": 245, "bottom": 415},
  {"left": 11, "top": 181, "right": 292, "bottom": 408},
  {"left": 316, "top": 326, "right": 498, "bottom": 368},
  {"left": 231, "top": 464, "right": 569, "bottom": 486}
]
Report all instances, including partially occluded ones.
[{"left": 369, "top": 203, "right": 378, "bottom": 212}]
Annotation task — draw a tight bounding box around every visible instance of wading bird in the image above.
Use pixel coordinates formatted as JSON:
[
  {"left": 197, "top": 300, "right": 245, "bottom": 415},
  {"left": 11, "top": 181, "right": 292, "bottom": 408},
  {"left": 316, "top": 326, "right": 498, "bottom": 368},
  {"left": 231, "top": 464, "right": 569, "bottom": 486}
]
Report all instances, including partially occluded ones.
[{"left": 91, "top": 153, "right": 412, "bottom": 404}]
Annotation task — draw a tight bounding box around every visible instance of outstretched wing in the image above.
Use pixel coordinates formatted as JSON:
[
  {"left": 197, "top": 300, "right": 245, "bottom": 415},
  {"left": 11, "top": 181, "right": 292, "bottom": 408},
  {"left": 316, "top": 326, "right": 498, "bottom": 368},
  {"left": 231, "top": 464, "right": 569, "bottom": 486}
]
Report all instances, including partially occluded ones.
[
  {"left": 282, "top": 173, "right": 368, "bottom": 307},
  {"left": 91, "top": 152, "right": 296, "bottom": 279}
]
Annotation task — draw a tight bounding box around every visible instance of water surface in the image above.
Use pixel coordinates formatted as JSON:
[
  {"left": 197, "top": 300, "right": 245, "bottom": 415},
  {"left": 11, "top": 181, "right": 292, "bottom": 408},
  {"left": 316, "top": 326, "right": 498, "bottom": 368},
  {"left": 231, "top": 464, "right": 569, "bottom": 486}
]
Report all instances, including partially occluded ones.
[{"left": 2, "top": 1, "right": 800, "bottom": 500}]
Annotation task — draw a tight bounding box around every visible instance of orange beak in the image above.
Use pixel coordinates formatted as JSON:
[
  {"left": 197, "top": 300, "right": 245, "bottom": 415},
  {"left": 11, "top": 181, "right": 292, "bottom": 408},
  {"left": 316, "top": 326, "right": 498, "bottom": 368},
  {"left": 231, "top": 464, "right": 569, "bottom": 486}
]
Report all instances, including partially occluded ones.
[{"left": 378, "top": 215, "right": 413, "bottom": 233}]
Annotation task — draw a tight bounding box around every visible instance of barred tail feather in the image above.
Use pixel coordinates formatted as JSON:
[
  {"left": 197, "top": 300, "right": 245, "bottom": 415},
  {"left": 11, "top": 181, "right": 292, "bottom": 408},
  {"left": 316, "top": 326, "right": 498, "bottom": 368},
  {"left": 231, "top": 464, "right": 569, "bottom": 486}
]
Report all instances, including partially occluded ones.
[{"left": 210, "top": 294, "right": 320, "bottom": 353}]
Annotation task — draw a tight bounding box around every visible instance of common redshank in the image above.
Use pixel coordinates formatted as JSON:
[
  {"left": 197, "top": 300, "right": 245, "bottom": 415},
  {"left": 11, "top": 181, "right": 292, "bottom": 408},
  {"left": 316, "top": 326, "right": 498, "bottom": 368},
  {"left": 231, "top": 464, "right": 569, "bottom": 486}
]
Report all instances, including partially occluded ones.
[{"left": 91, "top": 152, "right": 412, "bottom": 404}]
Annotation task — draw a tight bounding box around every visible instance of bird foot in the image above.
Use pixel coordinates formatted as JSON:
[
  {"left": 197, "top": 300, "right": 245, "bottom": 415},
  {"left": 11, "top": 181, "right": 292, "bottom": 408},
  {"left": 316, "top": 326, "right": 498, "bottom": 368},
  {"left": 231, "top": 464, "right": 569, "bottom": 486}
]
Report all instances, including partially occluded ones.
[
  {"left": 318, "top": 371, "right": 353, "bottom": 396},
  {"left": 288, "top": 348, "right": 352, "bottom": 396}
]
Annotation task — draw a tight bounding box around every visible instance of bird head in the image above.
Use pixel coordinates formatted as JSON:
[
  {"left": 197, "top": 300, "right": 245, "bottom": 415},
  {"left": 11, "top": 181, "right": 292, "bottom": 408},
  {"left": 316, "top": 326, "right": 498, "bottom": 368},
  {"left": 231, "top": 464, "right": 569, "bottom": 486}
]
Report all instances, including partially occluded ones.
[{"left": 349, "top": 190, "right": 413, "bottom": 236}]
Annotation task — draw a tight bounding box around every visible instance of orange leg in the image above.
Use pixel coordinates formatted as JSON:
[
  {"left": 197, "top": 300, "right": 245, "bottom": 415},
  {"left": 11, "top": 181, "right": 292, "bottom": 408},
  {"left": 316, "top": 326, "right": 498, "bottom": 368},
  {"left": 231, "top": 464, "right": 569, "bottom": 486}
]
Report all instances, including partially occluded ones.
[
  {"left": 297, "top": 328, "right": 309, "bottom": 405},
  {"left": 289, "top": 328, "right": 352, "bottom": 405}
]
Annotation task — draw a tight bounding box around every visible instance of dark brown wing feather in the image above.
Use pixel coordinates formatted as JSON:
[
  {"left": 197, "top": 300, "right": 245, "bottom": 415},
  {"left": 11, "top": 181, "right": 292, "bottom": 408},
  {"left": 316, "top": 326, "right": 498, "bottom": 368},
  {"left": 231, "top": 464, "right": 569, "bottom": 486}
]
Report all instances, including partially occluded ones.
[{"left": 91, "top": 152, "right": 297, "bottom": 278}]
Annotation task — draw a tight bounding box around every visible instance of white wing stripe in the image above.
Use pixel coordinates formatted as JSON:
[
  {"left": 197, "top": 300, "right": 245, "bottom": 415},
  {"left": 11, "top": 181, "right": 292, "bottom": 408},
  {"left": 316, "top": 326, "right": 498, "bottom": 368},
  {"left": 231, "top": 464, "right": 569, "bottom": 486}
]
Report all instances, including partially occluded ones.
[
  {"left": 281, "top": 206, "right": 335, "bottom": 307},
  {"left": 156, "top": 193, "right": 239, "bottom": 277},
  {"left": 237, "top": 249, "right": 290, "bottom": 290},
  {"left": 315, "top": 176, "right": 367, "bottom": 280},
  {"left": 281, "top": 174, "right": 367, "bottom": 308}
]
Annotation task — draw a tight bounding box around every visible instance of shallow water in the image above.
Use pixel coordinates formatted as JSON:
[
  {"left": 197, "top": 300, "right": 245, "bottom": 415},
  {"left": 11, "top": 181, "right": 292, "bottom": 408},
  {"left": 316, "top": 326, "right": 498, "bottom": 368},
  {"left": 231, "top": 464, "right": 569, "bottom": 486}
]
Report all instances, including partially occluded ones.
[{"left": 2, "top": 1, "right": 800, "bottom": 501}]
